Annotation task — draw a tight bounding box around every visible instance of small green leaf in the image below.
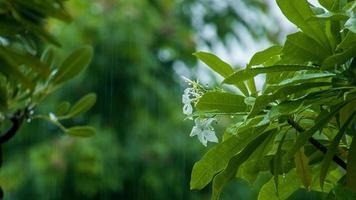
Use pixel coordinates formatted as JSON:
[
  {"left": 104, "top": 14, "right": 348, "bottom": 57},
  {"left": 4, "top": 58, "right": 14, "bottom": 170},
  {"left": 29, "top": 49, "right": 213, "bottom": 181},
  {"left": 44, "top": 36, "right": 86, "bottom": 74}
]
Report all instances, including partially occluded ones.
[
  {"left": 54, "top": 101, "right": 71, "bottom": 116},
  {"left": 347, "top": 120, "right": 356, "bottom": 192},
  {"left": 64, "top": 93, "right": 96, "bottom": 118},
  {"left": 66, "top": 126, "right": 96, "bottom": 137},
  {"left": 53, "top": 46, "right": 93, "bottom": 85},
  {"left": 196, "top": 91, "right": 247, "bottom": 113}
]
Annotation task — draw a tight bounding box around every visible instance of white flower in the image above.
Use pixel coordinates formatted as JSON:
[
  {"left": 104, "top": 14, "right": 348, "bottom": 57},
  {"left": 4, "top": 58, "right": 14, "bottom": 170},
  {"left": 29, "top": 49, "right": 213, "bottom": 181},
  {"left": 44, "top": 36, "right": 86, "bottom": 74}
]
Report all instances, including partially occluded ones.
[
  {"left": 183, "top": 103, "right": 193, "bottom": 115},
  {"left": 182, "top": 87, "right": 200, "bottom": 117},
  {"left": 190, "top": 117, "right": 218, "bottom": 146},
  {"left": 49, "top": 112, "right": 58, "bottom": 122}
]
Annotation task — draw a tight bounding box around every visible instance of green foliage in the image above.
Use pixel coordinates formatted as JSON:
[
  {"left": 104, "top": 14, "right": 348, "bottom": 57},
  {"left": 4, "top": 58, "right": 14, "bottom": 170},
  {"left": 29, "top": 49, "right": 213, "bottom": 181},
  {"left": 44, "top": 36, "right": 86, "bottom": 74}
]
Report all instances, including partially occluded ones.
[
  {"left": 188, "top": 0, "right": 356, "bottom": 199},
  {"left": 0, "top": 0, "right": 95, "bottom": 134}
]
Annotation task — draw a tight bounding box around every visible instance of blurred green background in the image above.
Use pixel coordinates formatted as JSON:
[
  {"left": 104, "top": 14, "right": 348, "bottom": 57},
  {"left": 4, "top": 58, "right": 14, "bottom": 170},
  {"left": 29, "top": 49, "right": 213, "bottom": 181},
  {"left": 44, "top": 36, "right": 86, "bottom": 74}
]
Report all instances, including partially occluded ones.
[{"left": 0, "top": 0, "right": 284, "bottom": 199}]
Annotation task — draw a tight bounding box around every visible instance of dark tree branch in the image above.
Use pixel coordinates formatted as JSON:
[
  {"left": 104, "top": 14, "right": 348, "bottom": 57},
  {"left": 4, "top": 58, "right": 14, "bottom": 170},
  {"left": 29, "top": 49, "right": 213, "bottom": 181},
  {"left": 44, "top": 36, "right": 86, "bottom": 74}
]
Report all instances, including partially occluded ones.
[
  {"left": 0, "top": 110, "right": 26, "bottom": 199},
  {"left": 0, "top": 111, "right": 25, "bottom": 144},
  {"left": 287, "top": 118, "right": 347, "bottom": 170}
]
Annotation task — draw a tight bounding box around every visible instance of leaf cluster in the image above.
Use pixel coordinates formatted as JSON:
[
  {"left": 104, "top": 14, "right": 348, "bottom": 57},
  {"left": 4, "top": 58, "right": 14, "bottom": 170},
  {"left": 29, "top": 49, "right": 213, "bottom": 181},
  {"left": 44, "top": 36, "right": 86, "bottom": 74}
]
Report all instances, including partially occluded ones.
[
  {"left": 0, "top": 0, "right": 96, "bottom": 137},
  {"left": 190, "top": 0, "right": 356, "bottom": 199}
]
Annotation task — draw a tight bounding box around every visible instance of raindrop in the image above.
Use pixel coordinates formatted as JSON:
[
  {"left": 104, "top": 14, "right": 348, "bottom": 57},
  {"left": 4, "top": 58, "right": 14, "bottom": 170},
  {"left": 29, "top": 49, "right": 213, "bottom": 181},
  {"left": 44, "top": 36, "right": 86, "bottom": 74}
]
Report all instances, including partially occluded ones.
[
  {"left": 27, "top": 118, "right": 32, "bottom": 123},
  {"left": 282, "top": 173, "right": 286, "bottom": 179},
  {"left": 230, "top": 116, "right": 234, "bottom": 119}
]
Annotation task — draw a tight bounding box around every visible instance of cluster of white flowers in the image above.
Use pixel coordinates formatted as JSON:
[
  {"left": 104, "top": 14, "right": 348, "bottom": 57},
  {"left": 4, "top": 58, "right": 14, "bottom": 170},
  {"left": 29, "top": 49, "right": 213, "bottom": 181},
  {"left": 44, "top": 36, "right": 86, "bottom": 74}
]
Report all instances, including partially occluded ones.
[
  {"left": 190, "top": 117, "right": 218, "bottom": 146},
  {"left": 182, "top": 87, "right": 200, "bottom": 116},
  {"left": 181, "top": 77, "right": 218, "bottom": 146}
]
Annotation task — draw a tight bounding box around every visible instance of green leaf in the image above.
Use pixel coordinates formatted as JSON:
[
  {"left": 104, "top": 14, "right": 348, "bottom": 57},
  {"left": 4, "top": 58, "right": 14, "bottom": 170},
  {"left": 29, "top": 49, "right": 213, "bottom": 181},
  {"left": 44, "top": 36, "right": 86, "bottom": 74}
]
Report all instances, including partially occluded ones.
[
  {"left": 258, "top": 169, "right": 300, "bottom": 200},
  {"left": 54, "top": 101, "right": 71, "bottom": 116},
  {"left": 190, "top": 124, "right": 267, "bottom": 190},
  {"left": 0, "top": 46, "right": 50, "bottom": 78},
  {"left": 279, "top": 32, "right": 331, "bottom": 65},
  {"left": 53, "top": 46, "right": 93, "bottom": 85},
  {"left": 319, "top": 0, "right": 337, "bottom": 11},
  {"left": 320, "top": 112, "right": 356, "bottom": 189},
  {"left": 247, "top": 46, "right": 282, "bottom": 67},
  {"left": 276, "top": 0, "right": 330, "bottom": 49},
  {"left": 41, "top": 47, "right": 55, "bottom": 67},
  {"left": 249, "top": 82, "right": 331, "bottom": 118},
  {"left": 347, "top": 123, "right": 356, "bottom": 192},
  {"left": 63, "top": 93, "right": 96, "bottom": 118},
  {"left": 273, "top": 132, "right": 288, "bottom": 195},
  {"left": 193, "top": 52, "right": 234, "bottom": 77},
  {"left": 337, "top": 32, "right": 356, "bottom": 50},
  {"left": 193, "top": 51, "right": 249, "bottom": 96},
  {"left": 66, "top": 126, "right": 96, "bottom": 137},
  {"left": 238, "top": 132, "right": 275, "bottom": 185},
  {"left": 196, "top": 91, "right": 247, "bottom": 113},
  {"left": 223, "top": 65, "right": 316, "bottom": 85},
  {"left": 322, "top": 45, "right": 356, "bottom": 69},
  {"left": 294, "top": 148, "right": 312, "bottom": 190},
  {"left": 211, "top": 131, "right": 274, "bottom": 200},
  {"left": 0, "top": 58, "right": 34, "bottom": 89},
  {"left": 268, "top": 99, "right": 305, "bottom": 121}
]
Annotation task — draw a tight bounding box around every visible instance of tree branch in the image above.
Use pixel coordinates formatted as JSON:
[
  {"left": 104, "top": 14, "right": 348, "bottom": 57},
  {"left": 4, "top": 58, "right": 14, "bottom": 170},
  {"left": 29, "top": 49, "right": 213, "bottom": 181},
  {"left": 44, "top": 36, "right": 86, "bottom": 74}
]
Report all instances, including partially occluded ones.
[
  {"left": 0, "top": 110, "right": 25, "bottom": 144},
  {"left": 287, "top": 118, "right": 347, "bottom": 170}
]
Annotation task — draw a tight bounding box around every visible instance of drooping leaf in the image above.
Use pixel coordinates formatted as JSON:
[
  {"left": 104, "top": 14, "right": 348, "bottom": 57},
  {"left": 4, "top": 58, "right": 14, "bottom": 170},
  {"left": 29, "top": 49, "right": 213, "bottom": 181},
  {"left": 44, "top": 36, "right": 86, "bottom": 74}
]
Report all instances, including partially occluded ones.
[
  {"left": 66, "top": 126, "right": 96, "bottom": 137},
  {"left": 237, "top": 131, "right": 275, "bottom": 185},
  {"left": 320, "top": 112, "right": 356, "bottom": 189},
  {"left": 211, "top": 131, "right": 274, "bottom": 200},
  {"left": 53, "top": 46, "right": 93, "bottom": 85},
  {"left": 347, "top": 122, "right": 356, "bottom": 191},
  {"left": 294, "top": 148, "right": 312, "bottom": 190},
  {"left": 190, "top": 124, "right": 267, "bottom": 190},
  {"left": 196, "top": 91, "right": 248, "bottom": 113}
]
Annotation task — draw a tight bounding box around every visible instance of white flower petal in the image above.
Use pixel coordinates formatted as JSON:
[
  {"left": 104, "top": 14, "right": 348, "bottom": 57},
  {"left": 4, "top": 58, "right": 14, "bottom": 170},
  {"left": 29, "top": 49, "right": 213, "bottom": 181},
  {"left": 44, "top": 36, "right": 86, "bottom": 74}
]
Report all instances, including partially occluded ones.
[
  {"left": 182, "top": 94, "right": 191, "bottom": 104},
  {"left": 197, "top": 132, "right": 208, "bottom": 146},
  {"left": 183, "top": 103, "right": 193, "bottom": 115},
  {"left": 190, "top": 126, "right": 200, "bottom": 137},
  {"left": 203, "top": 130, "right": 218, "bottom": 143}
]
